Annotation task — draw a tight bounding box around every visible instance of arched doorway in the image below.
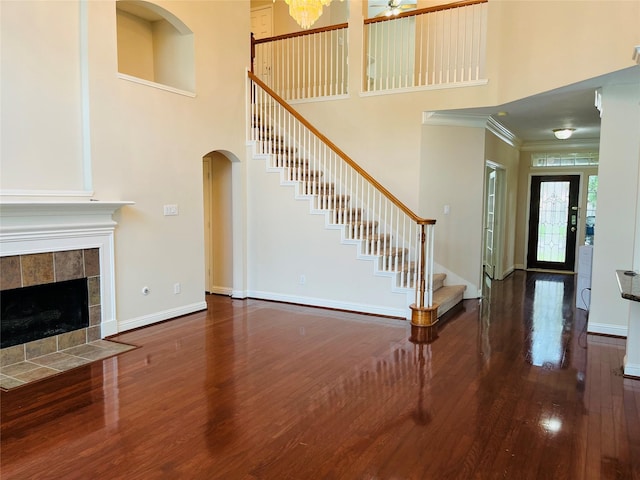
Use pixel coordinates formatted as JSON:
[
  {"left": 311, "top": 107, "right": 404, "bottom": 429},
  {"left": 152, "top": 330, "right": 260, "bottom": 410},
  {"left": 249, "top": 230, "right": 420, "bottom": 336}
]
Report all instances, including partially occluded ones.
[{"left": 202, "top": 151, "right": 234, "bottom": 295}]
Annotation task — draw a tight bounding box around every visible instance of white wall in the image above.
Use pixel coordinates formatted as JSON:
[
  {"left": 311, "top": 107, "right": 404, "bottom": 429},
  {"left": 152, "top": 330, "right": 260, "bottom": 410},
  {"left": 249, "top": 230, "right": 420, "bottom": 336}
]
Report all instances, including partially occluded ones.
[
  {"left": 3, "top": 0, "right": 638, "bottom": 331},
  {"left": 1, "top": 0, "right": 251, "bottom": 332},
  {"left": 246, "top": 150, "right": 411, "bottom": 317},
  {"left": 588, "top": 81, "right": 640, "bottom": 337},
  {"left": 1, "top": 1, "right": 86, "bottom": 193}
]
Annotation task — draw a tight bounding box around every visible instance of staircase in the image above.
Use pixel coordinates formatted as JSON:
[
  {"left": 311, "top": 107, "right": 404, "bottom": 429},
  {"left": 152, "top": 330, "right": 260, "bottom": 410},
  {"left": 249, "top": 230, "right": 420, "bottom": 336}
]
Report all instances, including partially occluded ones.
[{"left": 248, "top": 75, "right": 466, "bottom": 321}]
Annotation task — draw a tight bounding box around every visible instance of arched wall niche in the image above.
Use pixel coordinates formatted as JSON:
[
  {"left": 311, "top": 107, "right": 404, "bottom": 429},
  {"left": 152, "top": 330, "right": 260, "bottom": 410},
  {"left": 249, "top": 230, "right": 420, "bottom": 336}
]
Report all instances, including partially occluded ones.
[{"left": 116, "top": 0, "right": 195, "bottom": 92}]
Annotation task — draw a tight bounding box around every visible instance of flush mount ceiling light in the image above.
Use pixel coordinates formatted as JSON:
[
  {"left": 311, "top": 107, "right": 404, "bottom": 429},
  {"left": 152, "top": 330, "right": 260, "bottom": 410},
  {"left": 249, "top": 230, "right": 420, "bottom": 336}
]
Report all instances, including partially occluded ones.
[
  {"left": 276, "top": 0, "right": 343, "bottom": 30},
  {"left": 553, "top": 128, "right": 576, "bottom": 140}
]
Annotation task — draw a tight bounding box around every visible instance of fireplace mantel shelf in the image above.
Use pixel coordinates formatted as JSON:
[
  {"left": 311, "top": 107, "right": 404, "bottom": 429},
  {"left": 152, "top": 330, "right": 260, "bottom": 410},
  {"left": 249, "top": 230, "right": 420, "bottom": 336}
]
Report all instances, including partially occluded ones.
[
  {"left": 0, "top": 200, "right": 134, "bottom": 235},
  {"left": 0, "top": 200, "right": 134, "bottom": 218}
]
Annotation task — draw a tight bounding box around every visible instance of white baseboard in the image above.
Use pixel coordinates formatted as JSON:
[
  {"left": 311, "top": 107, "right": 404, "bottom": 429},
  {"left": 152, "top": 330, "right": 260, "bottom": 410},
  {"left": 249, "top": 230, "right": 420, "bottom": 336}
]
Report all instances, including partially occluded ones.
[
  {"left": 101, "top": 318, "right": 118, "bottom": 337},
  {"left": 247, "top": 290, "right": 409, "bottom": 320},
  {"left": 624, "top": 361, "right": 640, "bottom": 378},
  {"left": 500, "top": 266, "right": 515, "bottom": 279},
  {"left": 118, "top": 301, "right": 208, "bottom": 333},
  {"left": 588, "top": 322, "right": 627, "bottom": 338},
  {"left": 232, "top": 289, "right": 248, "bottom": 299}
]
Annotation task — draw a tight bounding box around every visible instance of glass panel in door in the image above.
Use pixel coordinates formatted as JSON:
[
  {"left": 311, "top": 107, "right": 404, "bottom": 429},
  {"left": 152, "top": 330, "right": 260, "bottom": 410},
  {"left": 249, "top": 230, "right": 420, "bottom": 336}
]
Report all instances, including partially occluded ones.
[{"left": 527, "top": 175, "right": 580, "bottom": 271}]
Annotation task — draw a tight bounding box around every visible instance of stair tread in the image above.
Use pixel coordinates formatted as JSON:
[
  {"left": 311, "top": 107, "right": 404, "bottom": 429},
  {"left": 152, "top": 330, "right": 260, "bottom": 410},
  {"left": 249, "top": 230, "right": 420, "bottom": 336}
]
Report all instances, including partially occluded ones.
[{"left": 433, "top": 284, "right": 466, "bottom": 318}]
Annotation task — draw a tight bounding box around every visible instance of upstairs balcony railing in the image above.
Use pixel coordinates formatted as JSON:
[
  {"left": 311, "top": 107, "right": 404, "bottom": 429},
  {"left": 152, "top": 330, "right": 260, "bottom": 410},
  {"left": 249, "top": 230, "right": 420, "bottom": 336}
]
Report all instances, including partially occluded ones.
[
  {"left": 364, "top": 0, "right": 488, "bottom": 92},
  {"left": 251, "top": 0, "right": 487, "bottom": 100},
  {"left": 252, "top": 23, "right": 349, "bottom": 101},
  {"left": 248, "top": 71, "right": 438, "bottom": 325}
]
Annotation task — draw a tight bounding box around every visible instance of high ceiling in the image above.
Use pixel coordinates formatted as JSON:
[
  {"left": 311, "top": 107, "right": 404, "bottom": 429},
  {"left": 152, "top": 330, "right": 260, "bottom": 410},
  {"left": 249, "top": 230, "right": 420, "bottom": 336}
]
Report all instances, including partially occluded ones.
[{"left": 439, "top": 65, "right": 640, "bottom": 146}]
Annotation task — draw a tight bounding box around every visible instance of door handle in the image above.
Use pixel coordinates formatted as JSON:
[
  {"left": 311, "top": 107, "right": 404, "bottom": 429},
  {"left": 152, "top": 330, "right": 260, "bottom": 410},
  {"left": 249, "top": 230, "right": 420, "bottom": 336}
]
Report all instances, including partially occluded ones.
[{"left": 571, "top": 227, "right": 576, "bottom": 232}]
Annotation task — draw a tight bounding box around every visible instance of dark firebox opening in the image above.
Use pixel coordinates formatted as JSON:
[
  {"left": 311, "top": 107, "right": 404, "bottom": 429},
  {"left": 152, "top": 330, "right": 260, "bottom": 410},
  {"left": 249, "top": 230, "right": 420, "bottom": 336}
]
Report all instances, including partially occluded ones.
[{"left": 1, "top": 278, "right": 89, "bottom": 349}]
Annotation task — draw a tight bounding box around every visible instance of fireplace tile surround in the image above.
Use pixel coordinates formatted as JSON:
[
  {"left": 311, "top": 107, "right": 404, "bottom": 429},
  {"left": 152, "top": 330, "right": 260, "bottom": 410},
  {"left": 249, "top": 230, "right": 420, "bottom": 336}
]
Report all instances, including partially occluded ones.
[
  {"left": 0, "top": 248, "right": 102, "bottom": 364},
  {"left": 0, "top": 200, "right": 133, "bottom": 372}
]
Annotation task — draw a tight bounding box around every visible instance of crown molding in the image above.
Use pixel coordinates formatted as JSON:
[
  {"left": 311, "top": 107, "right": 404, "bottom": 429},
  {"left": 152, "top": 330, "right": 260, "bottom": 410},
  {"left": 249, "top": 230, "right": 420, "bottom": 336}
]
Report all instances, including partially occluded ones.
[
  {"left": 519, "top": 139, "right": 600, "bottom": 152},
  {"left": 486, "top": 117, "right": 521, "bottom": 148},
  {"left": 422, "top": 111, "right": 489, "bottom": 127},
  {"left": 422, "top": 112, "right": 522, "bottom": 148}
]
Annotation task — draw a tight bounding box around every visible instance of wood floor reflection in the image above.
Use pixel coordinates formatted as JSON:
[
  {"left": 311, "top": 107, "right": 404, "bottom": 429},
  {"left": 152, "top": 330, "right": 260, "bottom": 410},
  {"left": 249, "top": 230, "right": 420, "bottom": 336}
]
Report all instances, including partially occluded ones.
[{"left": 2, "top": 271, "right": 640, "bottom": 479}]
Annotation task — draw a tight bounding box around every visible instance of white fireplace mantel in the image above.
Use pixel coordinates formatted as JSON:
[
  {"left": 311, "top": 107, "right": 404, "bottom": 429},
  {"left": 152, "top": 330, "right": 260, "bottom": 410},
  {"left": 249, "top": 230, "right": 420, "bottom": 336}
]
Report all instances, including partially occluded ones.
[
  {"left": 0, "top": 200, "right": 134, "bottom": 337},
  {"left": 0, "top": 200, "right": 134, "bottom": 236}
]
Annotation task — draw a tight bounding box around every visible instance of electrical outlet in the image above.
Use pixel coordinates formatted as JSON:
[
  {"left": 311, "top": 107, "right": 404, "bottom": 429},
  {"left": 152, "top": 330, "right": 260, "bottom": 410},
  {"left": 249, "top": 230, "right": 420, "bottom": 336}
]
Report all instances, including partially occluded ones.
[
  {"left": 173, "top": 282, "right": 181, "bottom": 294},
  {"left": 163, "top": 204, "right": 179, "bottom": 216},
  {"left": 298, "top": 274, "right": 306, "bottom": 285}
]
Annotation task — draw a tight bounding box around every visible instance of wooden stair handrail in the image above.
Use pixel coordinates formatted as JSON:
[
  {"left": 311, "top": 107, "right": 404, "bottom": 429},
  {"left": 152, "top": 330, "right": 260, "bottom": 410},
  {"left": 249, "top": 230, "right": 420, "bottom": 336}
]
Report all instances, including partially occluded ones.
[
  {"left": 253, "top": 23, "right": 348, "bottom": 45},
  {"left": 249, "top": 71, "right": 435, "bottom": 226},
  {"left": 364, "top": 0, "right": 488, "bottom": 25}
]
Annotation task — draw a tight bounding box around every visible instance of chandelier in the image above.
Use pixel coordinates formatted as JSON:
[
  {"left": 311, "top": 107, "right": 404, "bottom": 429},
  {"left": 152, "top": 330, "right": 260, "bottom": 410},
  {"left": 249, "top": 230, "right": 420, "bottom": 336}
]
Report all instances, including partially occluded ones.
[{"left": 279, "top": 0, "right": 338, "bottom": 30}]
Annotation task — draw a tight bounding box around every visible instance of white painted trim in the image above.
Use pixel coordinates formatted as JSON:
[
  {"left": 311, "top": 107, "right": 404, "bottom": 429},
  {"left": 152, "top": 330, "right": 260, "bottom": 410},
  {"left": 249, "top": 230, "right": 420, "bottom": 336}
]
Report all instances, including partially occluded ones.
[
  {"left": 247, "top": 290, "right": 408, "bottom": 319},
  {"left": 624, "top": 361, "right": 640, "bottom": 377},
  {"left": 79, "top": 0, "right": 92, "bottom": 191},
  {"left": 486, "top": 117, "right": 521, "bottom": 148},
  {"left": 423, "top": 111, "right": 490, "bottom": 128},
  {"left": 501, "top": 266, "right": 515, "bottom": 278},
  {"left": 289, "top": 94, "right": 350, "bottom": 105},
  {"left": 117, "top": 73, "right": 196, "bottom": 97},
  {"left": 232, "top": 289, "right": 248, "bottom": 299},
  {"left": 588, "top": 322, "right": 628, "bottom": 338},
  {"left": 0, "top": 200, "right": 134, "bottom": 219},
  {"left": 362, "top": 79, "right": 488, "bottom": 98},
  {"left": 1, "top": 189, "right": 94, "bottom": 197},
  {"left": 0, "top": 200, "right": 132, "bottom": 340},
  {"left": 118, "top": 301, "right": 208, "bottom": 332},
  {"left": 520, "top": 139, "right": 600, "bottom": 151}
]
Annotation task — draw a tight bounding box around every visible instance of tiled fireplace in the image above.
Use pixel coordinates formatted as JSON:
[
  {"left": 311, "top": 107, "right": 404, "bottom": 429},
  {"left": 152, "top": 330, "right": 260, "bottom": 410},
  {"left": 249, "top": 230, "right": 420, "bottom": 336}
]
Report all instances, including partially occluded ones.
[{"left": 0, "top": 200, "right": 132, "bottom": 365}]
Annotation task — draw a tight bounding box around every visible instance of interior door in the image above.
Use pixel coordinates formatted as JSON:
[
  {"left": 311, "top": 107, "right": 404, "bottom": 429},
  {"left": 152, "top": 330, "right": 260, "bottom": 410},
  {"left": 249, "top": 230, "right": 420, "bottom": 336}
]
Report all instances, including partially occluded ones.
[
  {"left": 527, "top": 175, "right": 580, "bottom": 271},
  {"left": 484, "top": 168, "right": 496, "bottom": 278},
  {"left": 250, "top": 6, "right": 273, "bottom": 84}
]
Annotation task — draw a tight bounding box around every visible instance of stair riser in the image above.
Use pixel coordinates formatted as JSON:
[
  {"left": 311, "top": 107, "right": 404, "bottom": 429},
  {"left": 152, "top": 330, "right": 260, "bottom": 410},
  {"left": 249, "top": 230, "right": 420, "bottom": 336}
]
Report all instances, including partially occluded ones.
[{"left": 332, "top": 209, "right": 363, "bottom": 223}]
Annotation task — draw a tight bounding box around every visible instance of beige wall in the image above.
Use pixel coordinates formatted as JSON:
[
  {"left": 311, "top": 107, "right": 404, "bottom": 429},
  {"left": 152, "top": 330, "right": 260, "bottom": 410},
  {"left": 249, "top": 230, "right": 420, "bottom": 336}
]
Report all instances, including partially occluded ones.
[
  {"left": 488, "top": 0, "right": 640, "bottom": 105},
  {"left": 420, "top": 124, "right": 486, "bottom": 296},
  {"left": 208, "top": 153, "right": 234, "bottom": 293},
  {"left": 117, "top": 10, "right": 155, "bottom": 82}
]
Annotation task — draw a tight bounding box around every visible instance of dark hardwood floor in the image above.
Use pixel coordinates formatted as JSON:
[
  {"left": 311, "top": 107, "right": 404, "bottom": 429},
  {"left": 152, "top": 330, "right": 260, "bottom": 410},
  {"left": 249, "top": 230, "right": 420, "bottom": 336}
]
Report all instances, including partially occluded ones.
[{"left": 2, "top": 271, "right": 640, "bottom": 479}]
